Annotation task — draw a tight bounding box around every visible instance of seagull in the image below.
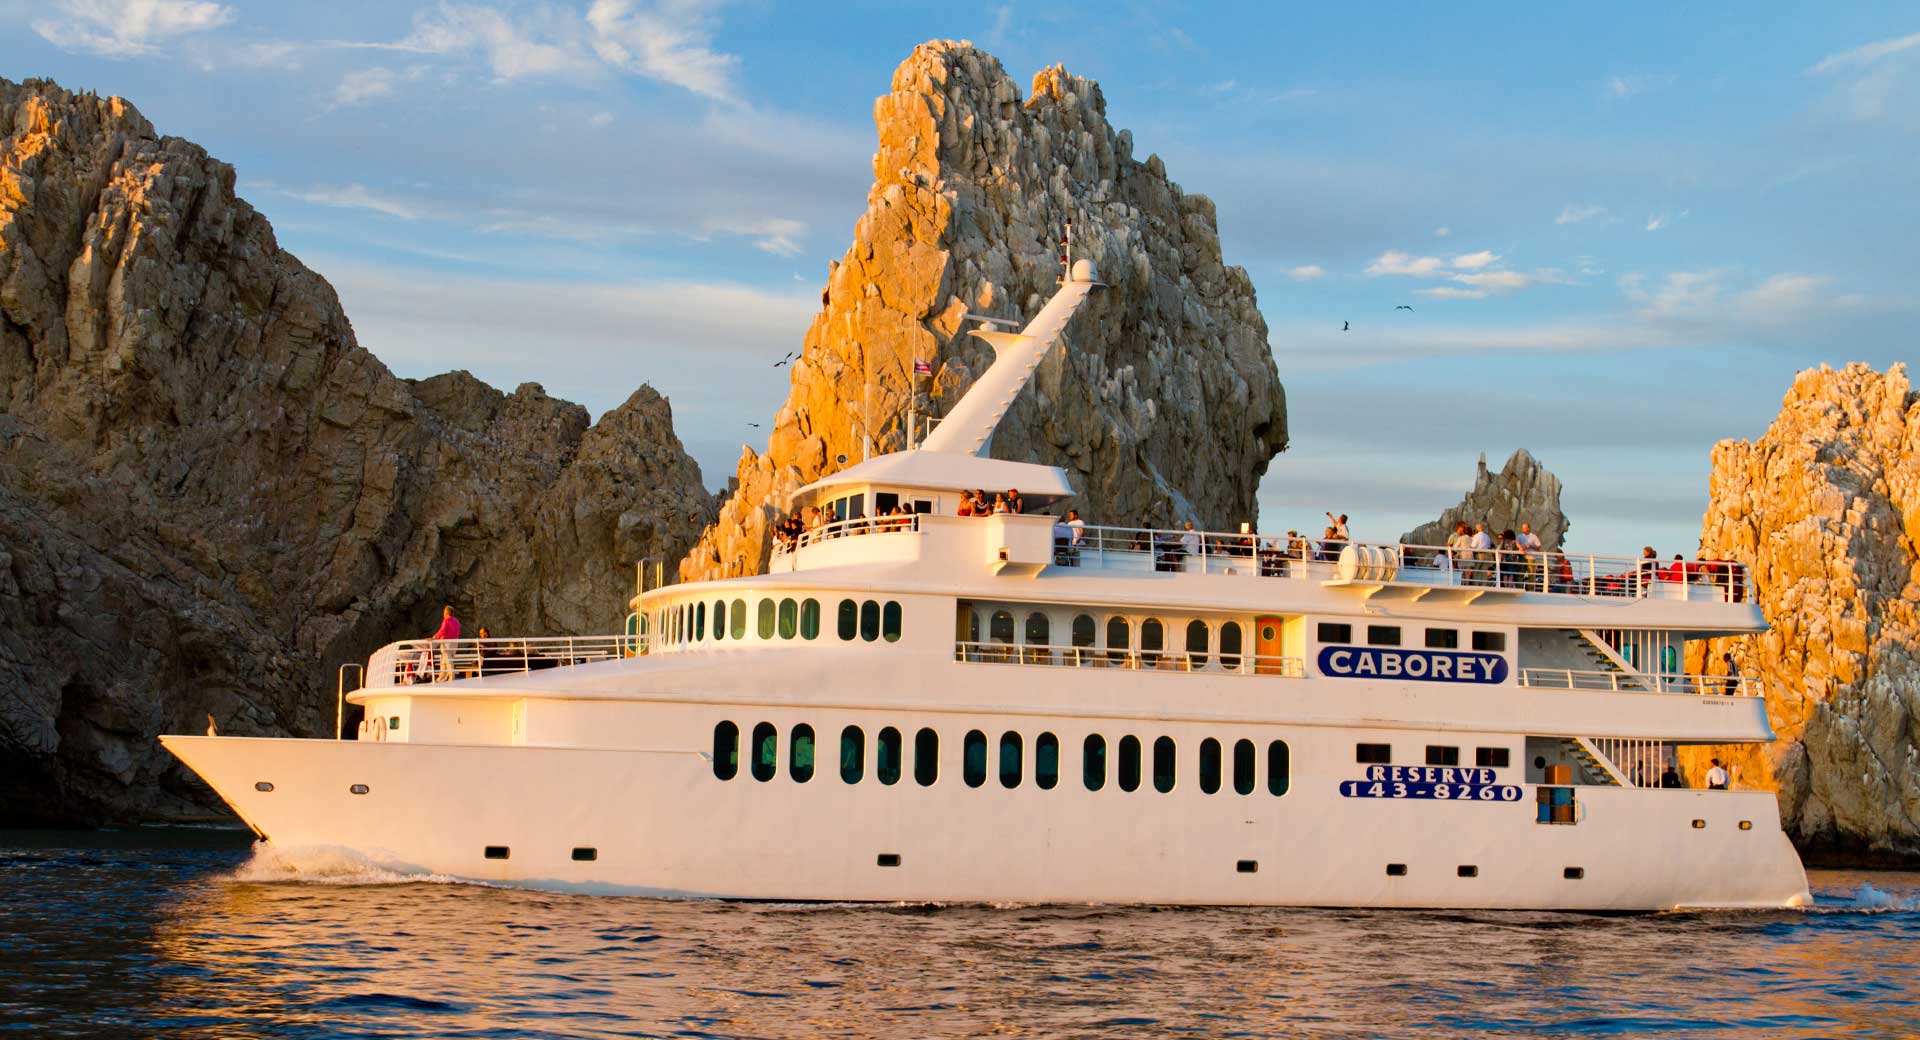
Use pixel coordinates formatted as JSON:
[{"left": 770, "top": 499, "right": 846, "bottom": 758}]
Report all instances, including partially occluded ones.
[
  {"left": 773, "top": 350, "right": 795, "bottom": 368},
  {"left": 1395, "top": 304, "right": 1414, "bottom": 311},
  {"left": 1341, "top": 321, "right": 1350, "bottom": 331},
  {"left": 747, "top": 422, "right": 762, "bottom": 428}
]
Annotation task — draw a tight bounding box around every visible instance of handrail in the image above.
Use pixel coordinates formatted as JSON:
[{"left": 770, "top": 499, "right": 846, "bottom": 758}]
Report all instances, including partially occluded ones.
[
  {"left": 1518, "top": 668, "right": 1755, "bottom": 697},
  {"left": 954, "top": 639, "right": 1305, "bottom": 677},
  {"left": 365, "top": 634, "right": 649, "bottom": 688},
  {"left": 771, "top": 513, "right": 921, "bottom": 557},
  {"left": 336, "top": 663, "right": 364, "bottom": 738}
]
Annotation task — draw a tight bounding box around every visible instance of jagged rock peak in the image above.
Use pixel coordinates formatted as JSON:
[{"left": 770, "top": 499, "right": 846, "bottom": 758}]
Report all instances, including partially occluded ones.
[
  {"left": 1400, "top": 449, "right": 1568, "bottom": 551},
  {"left": 1688, "top": 362, "right": 1920, "bottom": 864},
  {"left": 681, "top": 40, "right": 1288, "bottom": 580},
  {"left": 0, "top": 76, "right": 715, "bottom": 824}
]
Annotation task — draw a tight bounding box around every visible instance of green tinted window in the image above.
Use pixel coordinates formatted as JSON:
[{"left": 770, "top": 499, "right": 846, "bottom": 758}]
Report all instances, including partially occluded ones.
[
  {"left": 1083, "top": 734, "right": 1107, "bottom": 791},
  {"left": 840, "top": 726, "right": 864, "bottom": 784},
  {"left": 790, "top": 724, "right": 815, "bottom": 783},
  {"left": 883, "top": 601, "right": 903, "bottom": 642},
  {"left": 778, "top": 598, "right": 797, "bottom": 639},
  {"left": 751, "top": 722, "right": 776, "bottom": 782},
  {"left": 713, "top": 600, "right": 726, "bottom": 641},
  {"left": 1199, "top": 738, "right": 1222, "bottom": 794},
  {"left": 695, "top": 602, "right": 706, "bottom": 641},
  {"left": 1118, "top": 736, "right": 1141, "bottom": 792},
  {"left": 800, "top": 599, "right": 820, "bottom": 640},
  {"left": 1036, "top": 732, "right": 1059, "bottom": 790},
  {"left": 914, "top": 728, "right": 938, "bottom": 786},
  {"left": 757, "top": 599, "right": 775, "bottom": 639},
  {"left": 860, "top": 600, "right": 881, "bottom": 642},
  {"left": 877, "top": 727, "right": 902, "bottom": 785},
  {"left": 1153, "top": 736, "right": 1176, "bottom": 793},
  {"left": 712, "top": 721, "right": 738, "bottom": 780},
  {"left": 838, "top": 599, "right": 857, "bottom": 640},
  {"left": 999, "top": 732, "right": 1023, "bottom": 789},
  {"left": 964, "top": 730, "right": 987, "bottom": 788},
  {"left": 730, "top": 599, "right": 746, "bottom": 640}
]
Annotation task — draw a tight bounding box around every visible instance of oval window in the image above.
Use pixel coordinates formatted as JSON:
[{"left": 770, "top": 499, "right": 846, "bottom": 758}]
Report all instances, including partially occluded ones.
[
  {"left": 860, "top": 600, "right": 881, "bottom": 642},
  {"left": 1199, "top": 737, "right": 1222, "bottom": 794},
  {"left": 999, "top": 731, "right": 1024, "bottom": 789},
  {"left": 751, "top": 722, "right": 777, "bottom": 782},
  {"left": 838, "top": 599, "right": 858, "bottom": 640},
  {"left": 790, "top": 724, "right": 815, "bottom": 783},
  {"left": 839, "top": 726, "right": 864, "bottom": 784},
  {"left": 1220, "top": 621, "right": 1243, "bottom": 671},
  {"left": 877, "top": 727, "right": 902, "bottom": 785},
  {"left": 883, "top": 601, "right": 903, "bottom": 643},
  {"left": 1118, "top": 736, "right": 1142, "bottom": 792},
  {"left": 1106, "top": 616, "right": 1130, "bottom": 665},
  {"left": 713, "top": 721, "right": 739, "bottom": 780},
  {"left": 731, "top": 599, "right": 747, "bottom": 640},
  {"left": 778, "top": 598, "right": 798, "bottom": 639},
  {"left": 1153, "top": 736, "right": 1176, "bottom": 793},
  {"left": 1185, "top": 619, "right": 1208, "bottom": 669},
  {"left": 757, "top": 599, "right": 776, "bottom": 639},
  {"left": 964, "top": 730, "right": 988, "bottom": 788},
  {"left": 1036, "top": 732, "right": 1060, "bottom": 790},
  {"left": 1083, "top": 734, "right": 1107, "bottom": 791},
  {"left": 1233, "top": 739, "right": 1256, "bottom": 795},
  {"left": 713, "top": 600, "right": 727, "bottom": 641},
  {"left": 914, "top": 727, "right": 939, "bottom": 786},
  {"left": 800, "top": 599, "right": 821, "bottom": 640},
  {"left": 1268, "top": 739, "right": 1291, "bottom": 796},
  {"left": 695, "top": 601, "right": 706, "bottom": 641}
]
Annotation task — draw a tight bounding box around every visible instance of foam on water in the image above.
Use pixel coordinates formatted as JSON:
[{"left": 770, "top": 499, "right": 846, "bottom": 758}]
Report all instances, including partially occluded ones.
[
  {"left": 228, "top": 843, "right": 490, "bottom": 888},
  {"left": 1822, "top": 882, "right": 1920, "bottom": 913}
]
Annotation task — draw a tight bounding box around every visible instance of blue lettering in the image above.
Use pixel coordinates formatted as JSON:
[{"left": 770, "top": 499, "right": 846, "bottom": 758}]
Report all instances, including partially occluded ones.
[{"left": 1315, "top": 646, "right": 1509, "bottom": 684}]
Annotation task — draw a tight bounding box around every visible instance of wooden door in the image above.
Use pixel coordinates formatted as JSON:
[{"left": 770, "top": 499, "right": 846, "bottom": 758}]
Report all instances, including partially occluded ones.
[{"left": 1254, "top": 616, "right": 1284, "bottom": 674}]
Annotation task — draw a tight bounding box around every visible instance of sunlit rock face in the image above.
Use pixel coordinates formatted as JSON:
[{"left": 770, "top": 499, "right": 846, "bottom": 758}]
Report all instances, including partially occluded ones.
[
  {"left": 681, "top": 40, "right": 1287, "bottom": 580},
  {"left": 1400, "top": 450, "right": 1568, "bottom": 552},
  {"left": 1687, "top": 363, "right": 1920, "bottom": 864},
  {"left": 0, "top": 78, "right": 714, "bottom": 823}
]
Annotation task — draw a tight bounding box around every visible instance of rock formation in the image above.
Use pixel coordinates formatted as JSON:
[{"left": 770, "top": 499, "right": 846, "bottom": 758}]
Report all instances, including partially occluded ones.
[
  {"left": 0, "top": 78, "right": 715, "bottom": 824},
  {"left": 681, "top": 40, "right": 1287, "bottom": 580},
  {"left": 1688, "top": 363, "right": 1920, "bottom": 864},
  {"left": 1400, "top": 450, "right": 1568, "bottom": 550}
]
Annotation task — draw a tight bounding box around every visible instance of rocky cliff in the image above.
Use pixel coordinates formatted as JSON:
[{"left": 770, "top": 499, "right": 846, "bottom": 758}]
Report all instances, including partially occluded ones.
[
  {"left": 1688, "top": 363, "right": 1920, "bottom": 864},
  {"left": 680, "top": 40, "right": 1287, "bottom": 580},
  {"left": 0, "top": 78, "right": 714, "bottom": 824},
  {"left": 1401, "top": 449, "right": 1568, "bottom": 551}
]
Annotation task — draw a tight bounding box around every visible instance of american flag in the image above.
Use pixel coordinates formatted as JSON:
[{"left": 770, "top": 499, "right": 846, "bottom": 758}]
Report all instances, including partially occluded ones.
[{"left": 913, "top": 359, "right": 933, "bottom": 376}]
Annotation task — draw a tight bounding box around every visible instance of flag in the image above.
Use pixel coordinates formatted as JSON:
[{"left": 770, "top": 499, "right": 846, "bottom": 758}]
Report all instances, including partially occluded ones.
[{"left": 913, "top": 359, "right": 933, "bottom": 376}]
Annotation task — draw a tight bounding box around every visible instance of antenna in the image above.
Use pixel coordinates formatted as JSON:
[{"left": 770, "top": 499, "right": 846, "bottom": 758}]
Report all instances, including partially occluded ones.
[{"left": 1060, "top": 220, "right": 1073, "bottom": 281}]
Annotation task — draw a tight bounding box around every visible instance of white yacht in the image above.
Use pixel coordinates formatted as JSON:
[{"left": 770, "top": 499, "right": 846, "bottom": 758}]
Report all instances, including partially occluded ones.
[{"left": 164, "top": 258, "right": 1810, "bottom": 910}]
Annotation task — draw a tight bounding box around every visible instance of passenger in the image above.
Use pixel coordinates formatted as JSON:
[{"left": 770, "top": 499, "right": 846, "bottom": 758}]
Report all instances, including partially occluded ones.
[
  {"left": 1554, "top": 553, "right": 1576, "bottom": 592},
  {"left": 1721, "top": 652, "right": 1742, "bottom": 695},
  {"left": 992, "top": 493, "right": 1009, "bottom": 514},
  {"left": 1517, "top": 522, "right": 1542, "bottom": 585},
  {"left": 1497, "top": 529, "right": 1521, "bottom": 587},
  {"left": 1288, "top": 530, "right": 1310, "bottom": 561},
  {"left": 1660, "top": 765, "right": 1683, "bottom": 789},
  {"left": 1325, "top": 511, "right": 1350, "bottom": 541},
  {"left": 1446, "top": 522, "right": 1472, "bottom": 572},
  {"left": 1316, "top": 525, "right": 1341, "bottom": 562},
  {"left": 429, "top": 604, "right": 461, "bottom": 681},
  {"left": 1637, "top": 546, "right": 1659, "bottom": 593},
  {"left": 1180, "top": 521, "right": 1202, "bottom": 561},
  {"left": 1706, "top": 758, "right": 1730, "bottom": 790},
  {"left": 1468, "top": 523, "right": 1494, "bottom": 586},
  {"left": 1666, "top": 554, "right": 1687, "bottom": 583},
  {"left": 957, "top": 494, "right": 974, "bottom": 517},
  {"left": 1006, "top": 489, "right": 1024, "bottom": 514}
]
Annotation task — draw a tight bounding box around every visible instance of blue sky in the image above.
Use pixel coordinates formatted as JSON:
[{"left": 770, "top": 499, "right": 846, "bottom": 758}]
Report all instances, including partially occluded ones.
[{"left": 3, "top": 1, "right": 1915, "bottom": 553}]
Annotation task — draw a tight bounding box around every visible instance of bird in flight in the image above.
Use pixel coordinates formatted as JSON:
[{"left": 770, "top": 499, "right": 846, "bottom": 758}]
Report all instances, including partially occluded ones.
[
  {"left": 773, "top": 350, "right": 795, "bottom": 367},
  {"left": 1395, "top": 304, "right": 1414, "bottom": 311},
  {"left": 747, "top": 422, "right": 762, "bottom": 428},
  {"left": 1341, "top": 321, "right": 1350, "bottom": 332}
]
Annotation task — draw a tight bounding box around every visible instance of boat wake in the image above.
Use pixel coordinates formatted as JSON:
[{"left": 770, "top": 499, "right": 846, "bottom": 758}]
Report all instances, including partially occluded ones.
[
  {"left": 1817, "top": 883, "right": 1920, "bottom": 913},
  {"left": 228, "top": 843, "right": 492, "bottom": 888}
]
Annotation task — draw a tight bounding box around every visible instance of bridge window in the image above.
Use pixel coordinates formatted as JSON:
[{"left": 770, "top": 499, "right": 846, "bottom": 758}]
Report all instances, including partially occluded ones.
[
  {"left": 964, "top": 730, "right": 987, "bottom": 787},
  {"left": 695, "top": 601, "right": 706, "bottom": 641},
  {"left": 800, "top": 599, "right": 821, "bottom": 640},
  {"left": 999, "top": 732, "right": 1024, "bottom": 788},
  {"left": 713, "top": 600, "right": 726, "bottom": 641},
  {"left": 1071, "top": 614, "right": 1096, "bottom": 650},
  {"left": 1118, "top": 736, "right": 1142, "bottom": 792},
  {"left": 1141, "top": 619, "right": 1165, "bottom": 666},
  {"left": 1367, "top": 625, "right": 1400, "bottom": 646},
  {"left": 778, "top": 598, "right": 797, "bottom": 639},
  {"left": 1106, "top": 616, "right": 1131, "bottom": 664},
  {"left": 751, "top": 722, "right": 777, "bottom": 782},
  {"left": 731, "top": 599, "right": 746, "bottom": 640},
  {"left": 1356, "top": 743, "right": 1391, "bottom": 764},
  {"left": 1152, "top": 737, "right": 1176, "bottom": 793},
  {"left": 1472, "top": 631, "right": 1507, "bottom": 652},
  {"left": 1233, "top": 739, "right": 1256, "bottom": 795},
  {"left": 1425, "top": 628, "right": 1458, "bottom": 649},
  {"left": 1036, "top": 732, "right": 1060, "bottom": 790},
  {"left": 757, "top": 599, "right": 775, "bottom": 639},
  {"left": 1318, "top": 622, "right": 1352, "bottom": 643},
  {"left": 877, "top": 727, "right": 902, "bottom": 785},
  {"left": 1220, "top": 622, "right": 1243, "bottom": 670},
  {"left": 712, "top": 721, "right": 738, "bottom": 780},
  {"left": 840, "top": 726, "right": 864, "bottom": 783},
  {"left": 791, "top": 724, "right": 816, "bottom": 783},
  {"left": 1426, "top": 745, "right": 1460, "bottom": 767},
  {"left": 1186, "top": 620, "right": 1209, "bottom": 669},
  {"left": 883, "top": 602, "right": 903, "bottom": 642},
  {"left": 1025, "top": 611, "right": 1050, "bottom": 645},
  {"left": 1477, "top": 747, "right": 1511, "bottom": 768},
  {"left": 1199, "top": 738, "right": 1222, "bottom": 794},
  {"left": 860, "top": 600, "right": 881, "bottom": 642},
  {"left": 1083, "top": 734, "right": 1107, "bottom": 791},
  {"left": 838, "top": 599, "right": 857, "bottom": 640},
  {"left": 914, "top": 728, "right": 939, "bottom": 786},
  {"left": 1268, "top": 740, "right": 1291, "bottom": 796}
]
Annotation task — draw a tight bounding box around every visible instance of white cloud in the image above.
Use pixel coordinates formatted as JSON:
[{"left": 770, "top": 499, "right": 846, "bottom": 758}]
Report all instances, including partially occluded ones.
[
  {"left": 400, "top": 4, "right": 600, "bottom": 81},
  {"left": 704, "top": 216, "right": 806, "bottom": 257},
  {"left": 586, "top": 0, "right": 739, "bottom": 101},
  {"left": 1365, "top": 250, "right": 1447, "bottom": 277},
  {"left": 1450, "top": 250, "right": 1497, "bottom": 270},
  {"left": 272, "top": 182, "right": 423, "bottom": 220},
  {"left": 330, "top": 68, "right": 397, "bottom": 108},
  {"left": 1287, "top": 264, "right": 1325, "bottom": 281},
  {"left": 1735, "top": 273, "right": 1829, "bottom": 316},
  {"left": 32, "top": 0, "right": 233, "bottom": 58},
  {"left": 1433, "top": 226, "right": 1451, "bottom": 238},
  {"left": 1604, "top": 73, "right": 1676, "bottom": 100},
  {"left": 589, "top": 110, "right": 615, "bottom": 127},
  {"left": 986, "top": 4, "right": 1013, "bottom": 47},
  {"left": 1807, "top": 31, "right": 1920, "bottom": 75},
  {"left": 1556, "top": 203, "right": 1605, "bottom": 225},
  {"left": 1451, "top": 269, "right": 1533, "bottom": 290},
  {"left": 1621, "top": 270, "right": 1722, "bottom": 319},
  {"left": 1415, "top": 286, "right": 1487, "bottom": 300}
]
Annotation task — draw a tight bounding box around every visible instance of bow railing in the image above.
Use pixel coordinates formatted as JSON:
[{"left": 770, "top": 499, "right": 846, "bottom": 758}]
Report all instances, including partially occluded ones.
[
  {"left": 771, "top": 513, "right": 921, "bottom": 558},
  {"left": 365, "top": 634, "right": 648, "bottom": 688},
  {"left": 1517, "top": 668, "right": 1756, "bottom": 697}
]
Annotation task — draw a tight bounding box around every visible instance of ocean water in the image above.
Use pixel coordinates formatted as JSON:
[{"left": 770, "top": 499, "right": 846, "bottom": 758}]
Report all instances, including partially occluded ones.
[{"left": 2, "top": 828, "right": 1917, "bottom": 1039}]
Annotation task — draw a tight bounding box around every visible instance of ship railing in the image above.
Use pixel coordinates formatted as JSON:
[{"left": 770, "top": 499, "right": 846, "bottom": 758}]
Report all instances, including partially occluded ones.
[
  {"left": 1517, "top": 668, "right": 1755, "bottom": 697},
  {"left": 953, "top": 639, "right": 1306, "bottom": 677},
  {"left": 1588, "top": 738, "right": 1680, "bottom": 788},
  {"left": 364, "top": 634, "right": 650, "bottom": 688},
  {"left": 1055, "top": 524, "right": 1750, "bottom": 603},
  {"left": 770, "top": 513, "right": 921, "bottom": 559}
]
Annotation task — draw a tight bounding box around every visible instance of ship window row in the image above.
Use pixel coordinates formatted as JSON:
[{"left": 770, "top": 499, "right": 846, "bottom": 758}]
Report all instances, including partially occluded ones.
[
  {"left": 1356, "top": 742, "right": 1511, "bottom": 767},
  {"left": 710, "top": 721, "right": 1289, "bottom": 795},
  {"left": 963, "top": 608, "right": 1253, "bottom": 670},
  {"left": 662, "top": 598, "right": 903, "bottom": 646},
  {"left": 1316, "top": 622, "right": 1505, "bottom": 653}
]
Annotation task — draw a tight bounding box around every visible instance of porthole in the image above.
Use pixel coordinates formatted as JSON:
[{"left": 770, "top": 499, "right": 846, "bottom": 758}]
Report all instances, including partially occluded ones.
[
  {"left": 1692, "top": 819, "right": 1706, "bottom": 829},
  {"left": 964, "top": 730, "right": 988, "bottom": 788},
  {"left": 1739, "top": 820, "right": 1753, "bottom": 831},
  {"left": 1564, "top": 867, "right": 1585, "bottom": 880},
  {"left": 757, "top": 599, "right": 776, "bottom": 639},
  {"left": 1386, "top": 863, "right": 1408, "bottom": 877},
  {"left": 877, "top": 727, "right": 902, "bottom": 785},
  {"left": 731, "top": 598, "right": 747, "bottom": 640},
  {"left": 1458, "top": 865, "right": 1478, "bottom": 878},
  {"left": 1118, "top": 736, "right": 1142, "bottom": 792},
  {"left": 751, "top": 722, "right": 777, "bottom": 782},
  {"left": 778, "top": 598, "right": 798, "bottom": 639},
  {"left": 254, "top": 781, "right": 275, "bottom": 793},
  {"left": 712, "top": 721, "right": 739, "bottom": 780},
  {"left": 1233, "top": 739, "right": 1256, "bottom": 795},
  {"left": 840, "top": 726, "right": 865, "bottom": 784},
  {"left": 999, "top": 731, "right": 1024, "bottom": 789},
  {"left": 860, "top": 600, "right": 881, "bottom": 642},
  {"left": 1236, "top": 860, "right": 1258, "bottom": 874},
  {"left": 883, "top": 602, "right": 903, "bottom": 643},
  {"left": 800, "top": 599, "right": 821, "bottom": 640},
  {"left": 837, "top": 599, "right": 858, "bottom": 640},
  {"left": 1199, "top": 738, "right": 1222, "bottom": 795},
  {"left": 1267, "top": 740, "right": 1291, "bottom": 796},
  {"left": 484, "top": 846, "right": 510, "bottom": 860},
  {"left": 572, "top": 847, "right": 598, "bottom": 862},
  {"left": 790, "top": 724, "right": 816, "bottom": 783},
  {"left": 914, "top": 728, "right": 939, "bottom": 787},
  {"left": 1261, "top": 624, "right": 1277, "bottom": 641},
  {"left": 1152, "top": 736, "right": 1176, "bottom": 793},
  {"left": 349, "top": 783, "right": 370, "bottom": 795},
  {"left": 1036, "top": 732, "right": 1060, "bottom": 790},
  {"left": 876, "top": 853, "right": 902, "bottom": 868},
  {"left": 1083, "top": 734, "right": 1107, "bottom": 791}
]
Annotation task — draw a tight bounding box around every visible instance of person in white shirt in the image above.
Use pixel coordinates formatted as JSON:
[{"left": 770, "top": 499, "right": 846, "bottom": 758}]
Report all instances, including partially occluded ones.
[
  {"left": 1516, "top": 522, "right": 1543, "bottom": 585},
  {"left": 1180, "top": 520, "right": 1202, "bottom": 559},
  {"left": 1468, "top": 522, "right": 1494, "bottom": 585},
  {"left": 1706, "top": 758, "right": 1730, "bottom": 790},
  {"left": 1065, "top": 508, "right": 1085, "bottom": 546},
  {"left": 1325, "top": 511, "right": 1350, "bottom": 541}
]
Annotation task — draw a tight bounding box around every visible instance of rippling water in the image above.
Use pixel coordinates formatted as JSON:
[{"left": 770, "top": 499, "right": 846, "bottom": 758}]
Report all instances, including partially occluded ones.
[{"left": 3, "top": 828, "right": 1918, "bottom": 1038}]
